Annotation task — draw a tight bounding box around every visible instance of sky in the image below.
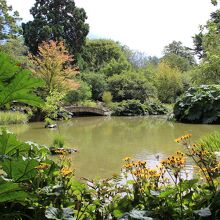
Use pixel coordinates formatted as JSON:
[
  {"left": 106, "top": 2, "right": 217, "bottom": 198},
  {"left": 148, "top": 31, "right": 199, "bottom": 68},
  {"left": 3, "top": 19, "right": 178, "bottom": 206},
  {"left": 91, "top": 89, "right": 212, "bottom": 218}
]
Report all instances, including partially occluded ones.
[{"left": 7, "top": 0, "right": 216, "bottom": 57}]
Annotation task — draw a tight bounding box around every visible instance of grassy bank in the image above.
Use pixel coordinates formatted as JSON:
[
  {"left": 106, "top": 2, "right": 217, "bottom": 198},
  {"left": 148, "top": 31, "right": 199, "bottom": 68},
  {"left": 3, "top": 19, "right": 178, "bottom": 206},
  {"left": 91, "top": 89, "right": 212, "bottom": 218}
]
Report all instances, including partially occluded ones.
[{"left": 0, "top": 111, "right": 28, "bottom": 125}]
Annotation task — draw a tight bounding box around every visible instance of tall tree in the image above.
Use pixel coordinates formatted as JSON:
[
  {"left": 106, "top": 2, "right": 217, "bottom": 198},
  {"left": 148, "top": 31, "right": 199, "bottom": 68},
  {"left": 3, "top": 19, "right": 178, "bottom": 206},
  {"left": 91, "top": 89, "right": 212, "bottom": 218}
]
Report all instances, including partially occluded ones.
[
  {"left": 22, "top": 0, "right": 89, "bottom": 56},
  {"left": 163, "top": 41, "right": 195, "bottom": 64},
  {"left": 162, "top": 41, "right": 196, "bottom": 71},
  {"left": 81, "top": 39, "right": 128, "bottom": 71},
  {"left": 193, "top": 9, "right": 220, "bottom": 58},
  {"left": 0, "top": 0, "right": 21, "bottom": 39},
  {"left": 193, "top": 0, "right": 220, "bottom": 58}
]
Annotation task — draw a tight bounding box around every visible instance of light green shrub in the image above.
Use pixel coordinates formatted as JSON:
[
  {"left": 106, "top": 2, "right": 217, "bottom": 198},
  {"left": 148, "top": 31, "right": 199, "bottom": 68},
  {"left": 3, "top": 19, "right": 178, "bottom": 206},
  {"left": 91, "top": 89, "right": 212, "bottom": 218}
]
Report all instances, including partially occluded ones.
[
  {"left": 199, "top": 131, "right": 220, "bottom": 152},
  {"left": 53, "top": 135, "right": 65, "bottom": 148},
  {"left": 102, "top": 91, "right": 112, "bottom": 105},
  {"left": 0, "top": 111, "right": 28, "bottom": 125}
]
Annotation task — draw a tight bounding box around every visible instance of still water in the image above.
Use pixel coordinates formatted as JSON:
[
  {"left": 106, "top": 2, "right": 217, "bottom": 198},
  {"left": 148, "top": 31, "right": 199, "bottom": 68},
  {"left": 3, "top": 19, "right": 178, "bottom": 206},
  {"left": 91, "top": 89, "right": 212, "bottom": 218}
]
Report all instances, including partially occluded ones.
[{"left": 5, "top": 116, "right": 220, "bottom": 179}]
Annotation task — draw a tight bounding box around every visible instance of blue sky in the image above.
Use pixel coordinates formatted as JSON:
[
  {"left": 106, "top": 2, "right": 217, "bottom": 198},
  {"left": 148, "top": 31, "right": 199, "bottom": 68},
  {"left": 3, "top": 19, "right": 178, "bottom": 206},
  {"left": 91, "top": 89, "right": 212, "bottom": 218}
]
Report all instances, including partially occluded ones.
[{"left": 7, "top": 0, "right": 216, "bottom": 57}]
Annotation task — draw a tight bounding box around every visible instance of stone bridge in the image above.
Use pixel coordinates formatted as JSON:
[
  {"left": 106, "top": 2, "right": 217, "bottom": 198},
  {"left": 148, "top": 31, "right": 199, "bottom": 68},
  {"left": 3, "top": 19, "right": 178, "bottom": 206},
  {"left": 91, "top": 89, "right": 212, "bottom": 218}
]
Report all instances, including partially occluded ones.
[{"left": 64, "top": 105, "right": 109, "bottom": 116}]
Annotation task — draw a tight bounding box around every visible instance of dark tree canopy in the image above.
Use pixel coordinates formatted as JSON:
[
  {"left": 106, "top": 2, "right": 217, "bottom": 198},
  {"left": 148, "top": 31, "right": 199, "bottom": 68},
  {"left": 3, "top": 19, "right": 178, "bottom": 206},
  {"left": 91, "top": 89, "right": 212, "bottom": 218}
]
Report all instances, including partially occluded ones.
[
  {"left": 0, "top": 0, "right": 21, "bottom": 40},
  {"left": 22, "top": 0, "right": 89, "bottom": 56}
]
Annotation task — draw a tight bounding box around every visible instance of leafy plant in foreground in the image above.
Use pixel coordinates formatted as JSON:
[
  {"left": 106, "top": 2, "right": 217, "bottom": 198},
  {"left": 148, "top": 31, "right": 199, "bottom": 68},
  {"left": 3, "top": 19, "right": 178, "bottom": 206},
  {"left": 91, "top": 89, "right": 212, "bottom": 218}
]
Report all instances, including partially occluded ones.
[{"left": 0, "top": 53, "right": 44, "bottom": 109}]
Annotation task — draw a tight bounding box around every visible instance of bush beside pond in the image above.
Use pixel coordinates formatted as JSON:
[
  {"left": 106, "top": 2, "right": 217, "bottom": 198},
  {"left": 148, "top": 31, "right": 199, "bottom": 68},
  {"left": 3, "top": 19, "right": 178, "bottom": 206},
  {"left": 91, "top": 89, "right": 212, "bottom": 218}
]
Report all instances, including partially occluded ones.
[
  {"left": 111, "top": 99, "right": 167, "bottom": 116},
  {"left": 174, "top": 85, "right": 220, "bottom": 124}
]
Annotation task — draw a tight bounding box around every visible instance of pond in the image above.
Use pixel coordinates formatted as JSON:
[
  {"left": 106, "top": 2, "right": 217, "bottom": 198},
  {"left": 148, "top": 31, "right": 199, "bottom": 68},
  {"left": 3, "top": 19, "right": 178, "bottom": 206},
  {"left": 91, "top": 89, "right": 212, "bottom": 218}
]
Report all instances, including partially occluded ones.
[{"left": 5, "top": 116, "right": 220, "bottom": 179}]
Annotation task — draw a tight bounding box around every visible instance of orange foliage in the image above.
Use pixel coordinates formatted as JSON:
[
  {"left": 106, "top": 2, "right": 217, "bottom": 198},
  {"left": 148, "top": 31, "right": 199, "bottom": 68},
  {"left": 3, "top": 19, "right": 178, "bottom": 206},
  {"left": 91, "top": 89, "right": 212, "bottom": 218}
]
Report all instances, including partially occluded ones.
[{"left": 29, "top": 40, "right": 79, "bottom": 93}]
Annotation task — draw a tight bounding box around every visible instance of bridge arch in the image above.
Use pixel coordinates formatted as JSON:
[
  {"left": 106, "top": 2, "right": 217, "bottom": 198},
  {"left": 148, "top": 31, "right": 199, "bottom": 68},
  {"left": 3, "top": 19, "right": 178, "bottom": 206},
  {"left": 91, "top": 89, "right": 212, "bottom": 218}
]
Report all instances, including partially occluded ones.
[{"left": 64, "top": 106, "right": 109, "bottom": 116}]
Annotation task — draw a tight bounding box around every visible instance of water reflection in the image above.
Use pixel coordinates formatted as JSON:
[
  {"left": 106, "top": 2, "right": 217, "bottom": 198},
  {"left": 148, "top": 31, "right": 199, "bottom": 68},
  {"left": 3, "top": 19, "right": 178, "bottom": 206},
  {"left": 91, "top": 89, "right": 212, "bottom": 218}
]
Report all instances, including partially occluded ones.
[{"left": 6, "top": 116, "right": 220, "bottom": 179}]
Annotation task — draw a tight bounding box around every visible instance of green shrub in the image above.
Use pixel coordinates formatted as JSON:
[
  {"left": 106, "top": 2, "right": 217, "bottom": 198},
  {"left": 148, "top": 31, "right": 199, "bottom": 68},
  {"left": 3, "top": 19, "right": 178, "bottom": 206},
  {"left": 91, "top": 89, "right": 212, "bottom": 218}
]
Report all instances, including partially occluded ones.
[
  {"left": 111, "top": 99, "right": 167, "bottom": 116},
  {"left": 66, "top": 80, "right": 92, "bottom": 103},
  {"left": 199, "top": 131, "right": 220, "bottom": 152},
  {"left": 0, "top": 111, "right": 28, "bottom": 125},
  {"left": 108, "top": 71, "right": 156, "bottom": 102},
  {"left": 145, "top": 99, "right": 168, "bottom": 115},
  {"left": 42, "top": 90, "right": 66, "bottom": 120},
  {"left": 79, "top": 100, "right": 98, "bottom": 107},
  {"left": 154, "top": 62, "right": 183, "bottom": 103},
  {"left": 102, "top": 91, "right": 112, "bottom": 105},
  {"left": 174, "top": 85, "right": 220, "bottom": 123},
  {"left": 111, "top": 100, "right": 147, "bottom": 116},
  {"left": 81, "top": 72, "right": 107, "bottom": 100},
  {"left": 81, "top": 39, "right": 128, "bottom": 71},
  {"left": 53, "top": 135, "right": 65, "bottom": 148}
]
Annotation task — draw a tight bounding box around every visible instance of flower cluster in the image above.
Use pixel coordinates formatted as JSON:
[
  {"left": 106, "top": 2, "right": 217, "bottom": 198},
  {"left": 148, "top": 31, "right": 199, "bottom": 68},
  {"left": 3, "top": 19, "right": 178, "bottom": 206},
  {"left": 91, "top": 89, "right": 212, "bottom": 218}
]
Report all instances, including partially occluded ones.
[
  {"left": 175, "top": 134, "right": 192, "bottom": 143},
  {"left": 161, "top": 151, "right": 185, "bottom": 169},
  {"left": 55, "top": 149, "right": 68, "bottom": 155},
  {"left": 122, "top": 157, "right": 162, "bottom": 190}
]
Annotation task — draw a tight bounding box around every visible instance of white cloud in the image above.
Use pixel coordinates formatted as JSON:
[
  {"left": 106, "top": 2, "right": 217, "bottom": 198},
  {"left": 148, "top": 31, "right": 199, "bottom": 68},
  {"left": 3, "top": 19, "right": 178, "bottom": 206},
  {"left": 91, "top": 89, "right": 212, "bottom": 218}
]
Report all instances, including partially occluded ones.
[{"left": 7, "top": 0, "right": 216, "bottom": 57}]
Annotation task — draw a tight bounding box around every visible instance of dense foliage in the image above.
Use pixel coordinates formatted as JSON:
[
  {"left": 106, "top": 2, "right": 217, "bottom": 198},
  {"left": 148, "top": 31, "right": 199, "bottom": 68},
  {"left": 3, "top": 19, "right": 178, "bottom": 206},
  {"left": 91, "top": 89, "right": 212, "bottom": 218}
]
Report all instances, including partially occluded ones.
[
  {"left": 174, "top": 85, "right": 220, "bottom": 123},
  {"left": 80, "top": 72, "right": 107, "bottom": 100},
  {"left": 108, "top": 72, "right": 156, "bottom": 102},
  {"left": 66, "top": 80, "right": 92, "bottom": 103},
  {"left": 111, "top": 99, "right": 167, "bottom": 116},
  {"left": 81, "top": 39, "right": 129, "bottom": 71},
  {"left": 111, "top": 100, "right": 148, "bottom": 116}
]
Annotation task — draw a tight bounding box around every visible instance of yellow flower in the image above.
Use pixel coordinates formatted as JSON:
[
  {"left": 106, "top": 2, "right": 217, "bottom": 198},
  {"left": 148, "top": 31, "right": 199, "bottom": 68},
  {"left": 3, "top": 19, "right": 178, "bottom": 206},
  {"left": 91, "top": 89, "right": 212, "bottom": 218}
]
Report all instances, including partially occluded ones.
[
  {"left": 35, "top": 163, "right": 49, "bottom": 170},
  {"left": 60, "top": 167, "right": 73, "bottom": 176},
  {"left": 123, "top": 157, "right": 131, "bottom": 162},
  {"left": 55, "top": 149, "right": 67, "bottom": 155}
]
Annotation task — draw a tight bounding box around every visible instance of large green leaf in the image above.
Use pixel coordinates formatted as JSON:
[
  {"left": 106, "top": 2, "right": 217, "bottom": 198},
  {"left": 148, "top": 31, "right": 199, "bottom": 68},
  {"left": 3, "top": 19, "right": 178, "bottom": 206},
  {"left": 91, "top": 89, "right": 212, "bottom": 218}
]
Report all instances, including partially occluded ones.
[
  {"left": 0, "top": 177, "right": 28, "bottom": 203},
  {"left": 0, "top": 129, "right": 49, "bottom": 158},
  {"left": 2, "top": 156, "right": 39, "bottom": 182},
  {"left": 0, "top": 129, "right": 31, "bottom": 157},
  {"left": 174, "top": 85, "right": 220, "bottom": 123},
  {"left": 0, "top": 52, "right": 44, "bottom": 108},
  {"left": 0, "top": 70, "right": 44, "bottom": 108}
]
